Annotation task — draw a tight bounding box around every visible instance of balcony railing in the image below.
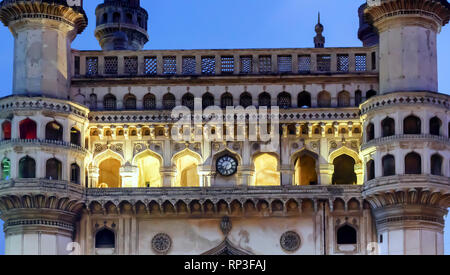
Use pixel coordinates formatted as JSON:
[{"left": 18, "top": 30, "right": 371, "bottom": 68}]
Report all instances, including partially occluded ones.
[
  {"left": 0, "top": 138, "right": 89, "bottom": 153},
  {"left": 72, "top": 47, "right": 378, "bottom": 78}
]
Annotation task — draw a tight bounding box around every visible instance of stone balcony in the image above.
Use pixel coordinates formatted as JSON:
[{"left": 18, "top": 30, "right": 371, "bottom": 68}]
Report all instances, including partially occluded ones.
[
  {"left": 72, "top": 46, "right": 378, "bottom": 80},
  {"left": 361, "top": 134, "right": 450, "bottom": 151},
  {"left": 0, "top": 139, "right": 89, "bottom": 154}
]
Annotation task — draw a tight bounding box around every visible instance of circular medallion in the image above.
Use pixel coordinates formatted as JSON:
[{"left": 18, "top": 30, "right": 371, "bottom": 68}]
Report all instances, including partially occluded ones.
[
  {"left": 280, "top": 231, "right": 301, "bottom": 252},
  {"left": 216, "top": 155, "right": 238, "bottom": 176},
  {"left": 151, "top": 233, "right": 172, "bottom": 254}
]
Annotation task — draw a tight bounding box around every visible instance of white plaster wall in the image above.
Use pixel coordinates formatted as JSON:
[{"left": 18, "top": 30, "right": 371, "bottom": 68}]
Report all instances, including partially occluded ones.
[{"left": 5, "top": 233, "right": 72, "bottom": 255}]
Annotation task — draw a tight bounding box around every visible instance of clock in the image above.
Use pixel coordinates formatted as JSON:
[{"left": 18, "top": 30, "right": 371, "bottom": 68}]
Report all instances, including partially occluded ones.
[{"left": 216, "top": 155, "right": 238, "bottom": 176}]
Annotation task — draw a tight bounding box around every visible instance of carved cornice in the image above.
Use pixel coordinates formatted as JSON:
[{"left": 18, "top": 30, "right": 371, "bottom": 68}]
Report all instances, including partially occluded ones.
[
  {"left": 364, "top": 0, "right": 450, "bottom": 29},
  {"left": 361, "top": 134, "right": 450, "bottom": 151},
  {"left": 0, "top": 0, "right": 88, "bottom": 33},
  {"left": 0, "top": 138, "right": 90, "bottom": 155}
]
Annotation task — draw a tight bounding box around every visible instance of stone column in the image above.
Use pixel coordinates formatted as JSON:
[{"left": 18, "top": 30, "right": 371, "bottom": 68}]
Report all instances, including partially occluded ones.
[
  {"left": 160, "top": 167, "right": 175, "bottom": 187},
  {"left": 319, "top": 163, "right": 333, "bottom": 185},
  {"left": 120, "top": 163, "right": 138, "bottom": 188}
]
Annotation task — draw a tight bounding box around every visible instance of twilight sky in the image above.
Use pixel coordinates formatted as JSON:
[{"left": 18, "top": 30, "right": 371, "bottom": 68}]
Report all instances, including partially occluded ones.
[{"left": 0, "top": 0, "right": 448, "bottom": 255}]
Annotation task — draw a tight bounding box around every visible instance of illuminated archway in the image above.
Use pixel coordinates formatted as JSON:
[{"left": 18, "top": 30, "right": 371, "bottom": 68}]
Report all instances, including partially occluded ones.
[
  {"left": 133, "top": 150, "right": 162, "bottom": 187},
  {"left": 173, "top": 150, "right": 201, "bottom": 187},
  {"left": 293, "top": 153, "right": 318, "bottom": 186},
  {"left": 98, "top": 158, "right": 121, "bottom": 188},
  {"left": 253, "top": 153, "right": 280, "bottom": 186}
]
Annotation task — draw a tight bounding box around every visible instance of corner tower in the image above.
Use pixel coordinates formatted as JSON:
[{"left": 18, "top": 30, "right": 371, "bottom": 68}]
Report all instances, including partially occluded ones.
[
  {"left": 0, "top": 0, "right": 87, "bottom": 99},
  {"left": 95, "top": 0, "right": 149, "bottom": 51},
  {"left": 360, "top": 0, "right": 450, "bottom": 255}
]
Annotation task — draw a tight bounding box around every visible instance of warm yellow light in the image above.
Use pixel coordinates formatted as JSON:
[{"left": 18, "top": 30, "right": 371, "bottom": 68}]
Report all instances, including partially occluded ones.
[
  {"left": 254, "top": 153, "right": 280, "bottom": 186},
  {"left": 175, "top": 154, "right": 199, "bottom": 187},
  {"left": 98, "top": 158, "right": 121, "bottom": 188},
  {"left": 136, "top": 152, "right": 162, "bottom": 187},
  {"left": 294, "top": 155, "right": 317, "bottom": 186}
]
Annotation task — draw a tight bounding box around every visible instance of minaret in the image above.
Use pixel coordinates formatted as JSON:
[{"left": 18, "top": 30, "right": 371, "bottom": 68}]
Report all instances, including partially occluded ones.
[
  {"left": 95, "top": 0, "right": 149, "bottom": 51},
  {"left": 0, "top": 0, "right": 87, "bottom": 99},
  {"left": 357, "top": 3, "right": 379, "bottom": 47},
  {"left": 360, "top": 0, "right": 450, "bottom": 255},
  {"left": 0, "top": 0, "right": 90, "bottom": 255},
  {"left": 314, "top": 13, "right": 325, "bottom": 48}
]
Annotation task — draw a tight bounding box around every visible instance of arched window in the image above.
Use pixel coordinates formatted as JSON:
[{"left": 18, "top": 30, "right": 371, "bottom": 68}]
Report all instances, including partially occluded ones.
[
  {"left": 239, "top": 92, "right": 252, "bottom": 108},
  {"left": 98, "top": 158, "right": 121, "bottom": 188},
  {"left": 254, "top": 154, "right": 280, "bottom": 186},
  {"left": 354, "top": 90, "right": 362, "bottom": 106},
  {"left": 294, "top": 154, "right": 317, "bottom": 186},
  {"left": 143, "top": 93, "right": 156, "bottom": 110},
  {"left": 202, "top": 93, "right": 215, "bottom": 109},
  {"left": 366, "top": 90, "right": 376, "bottom": 100},
  {"left": 381, "top": 117, "right": 395, "bottom": 137},
  {"left": 2, "top": 121, "right": 11, "bottom": 140},
  {"left": 113, "top": 12, "right": 121, "bottom": 23},
  {"left": 182, "top": 93, "right": 195, "bottom": 110},
  {"left": 70, "top": 127, "right": 81, "bottom": 146},
  {"left": 337, "top": 91, "right": 350, "bottom": 107},
  {"left": 366, "top": 123, "right": 375, "bottom": 142},
  {"left": 125, "top": 13, "right": 133, "bottom": 24},
  {"left": 1, "top": 158, "right": 10, "bottom": 180},
  {"left": 46, "top": 158, "right": 62, "bottom": 180},
  {"left": 220, "top": 93, "right": 233, "bottom": 108},
  {"left": 19, "top": 156, "right": 36, "bottom": 178},
  {"left": 382, "top": 154, "right": 395, "bottom": 177},
  {"left": 317, "top": 91, "right": 331, "bottom": 108},
  {"left": 137, "top": 16, "right": 143, "bottom": 28},
  {"left": 45, "top": 121, "right": 63, "bottom": 141},
  {"left": 95, "top": 228, "right": 115, "bottom": 249},
  {"left": 332, "top": 155, "right": 356, "bottom": 185},
  {"left": 162, "top": 93, "right": 176, "bottom": 110},
  {"left": 19, "top": 118, "right": 37, "bottom": 140},
  {"left": 429, "top": 117, "right": 441, "bottom": 136},
  {"left": 90, "top": 94, "right": 98, "bottom": 109},
  {"left": 258, "top": 92, "right": 271, "bottom": 107},
  {"left": 102, "top": 13, "right": 108, "bottom": 24},
  {"left": 337, "top": 225, "right": 357, "bottom": 245},
  {"left": 405, "top": 152, "right": 421, "bottom": 175},
  {"left": 70, "top": 163, "right": 81, "bottom": 184},
  {"left": 277, "top": 92, "right": 291, "bottom": 109},
  {"left": 430, "top": 154, "right": 442, "bottom": 176},
  {"left": 367, "top": 160, "right": 375, "bottom": 181},
  {"left": 123, "top": 94, "right": 137, "bottom": 110},
  {"left": 403, "top": 115, "right": 421, "bottom": 134},
  {"left": 103, "top": 94, "right": 117, "bottom": 110},
  {"left": 297, "top": 91, "right": 311, "bottom": 108}
]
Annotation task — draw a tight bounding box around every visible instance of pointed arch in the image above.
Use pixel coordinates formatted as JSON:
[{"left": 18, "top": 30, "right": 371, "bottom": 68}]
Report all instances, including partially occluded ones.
[
  {"left": 132, "top": 149, "right": 163, "bottom": 187},
  {"left": 328, "top": 147, "right": 361, "bottom": 164},
  {"left": 93, "top": 149, "right": 125, "bottom": 167},
  {"left": 172, "top": 149, "right": 203, "bottom": 187},
  {"left": 252, "top": 152, "right": 280, "bottom": 186},
  {"left": 202, "top": 238, "right": 252, "bottom": 255},
  {"left": 291, "top": 149, "right": 319, "bottom": 186}
]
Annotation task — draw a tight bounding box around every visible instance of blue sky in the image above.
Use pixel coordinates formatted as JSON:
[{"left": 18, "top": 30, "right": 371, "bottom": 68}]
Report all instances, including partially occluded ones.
[{"left": 0, "top": 0, "right": 448, "bottom": 255}]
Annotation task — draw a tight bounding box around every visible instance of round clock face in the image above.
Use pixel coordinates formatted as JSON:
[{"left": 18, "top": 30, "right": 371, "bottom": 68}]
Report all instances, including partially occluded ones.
[{"left": 216, "top": 155, "right": 238, "bottom": 176}]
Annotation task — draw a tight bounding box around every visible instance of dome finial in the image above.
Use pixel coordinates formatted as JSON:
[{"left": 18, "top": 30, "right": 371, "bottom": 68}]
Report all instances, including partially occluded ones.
[{"left": 314, "top": 11, "right": 325, "bottom": 48}]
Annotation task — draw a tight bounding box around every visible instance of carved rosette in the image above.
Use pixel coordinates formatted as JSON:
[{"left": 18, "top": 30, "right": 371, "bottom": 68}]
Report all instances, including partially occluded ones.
[{"left": 151, "top": 233, "right": 172, "bottom": 254}]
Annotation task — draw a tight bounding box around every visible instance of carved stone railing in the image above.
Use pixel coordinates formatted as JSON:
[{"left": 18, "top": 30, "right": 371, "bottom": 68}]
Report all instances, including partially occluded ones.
[
  {"left": 360, "top": 91, "right": 449, "bottom": 115},
  {"left": 88, "top": 107, "right": 361, "bottom": 124},
  {"left": 72, "top": 46, "right": 378, "bottom": 78},
  {"left": 0, "top": 138, "right": 89, "bottom": 154},
  {"left": 361, "top": 134, "right": 450, "bottom": 150},
  {"left": 0, "top": 96, "right": 89, "bottom": 119},
  {"left": 0, "top": 178, "right": 85, "bottom": 197}
]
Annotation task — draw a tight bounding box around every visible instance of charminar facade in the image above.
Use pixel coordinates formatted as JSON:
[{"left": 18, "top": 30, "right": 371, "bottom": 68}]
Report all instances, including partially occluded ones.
[{"left": 0, "top": 0, "right": 448, "bottom": 255}]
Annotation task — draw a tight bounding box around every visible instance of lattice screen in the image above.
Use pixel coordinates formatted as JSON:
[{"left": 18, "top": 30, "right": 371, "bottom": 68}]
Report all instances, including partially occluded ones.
[
  {"left": 298, "top": 55, "right": 311, "bottom": 72},
  {"left": 124, "top": 56, "right": 138, "bottom": 75},
  {"left": 104, "top": 56, "right": 118, "bottom": 75},
  {"left": 202, "top": 56, "right": 216, "bottom": 75},
  {"left": 240, "top": 56, "right": 252, "bottom": 74},
  {"left": 182, "top": 57, "right": 196, "bottom": 75},
  {"left": 259, "top": 56, "right": 272, "bottom": 73},
  {"left": 163, "top": 56, "right": 177, "bottom": 75},
  {"left": 143, "top": 94, "right": 156, "bottom": 110},
  {"left": 337, "top": 54, "right": 349, "bottom": 72},
  {"left": 144, "top": 57, "right": 157, "bottom": 75},
  {"left": 317, "top": 55, "right": 331, "bottom": 72},
  {"left": 355, "top": 54, "right": 367, "bottom": 71},
  {"left": 221, "top": 56, "right": 234, "bottom": 74},
  {"left": 278, "top": 55, "right": 292, "bottom": 73},
  {"left": 86, "top": 57, "right": 98, "bottom": 76}
]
